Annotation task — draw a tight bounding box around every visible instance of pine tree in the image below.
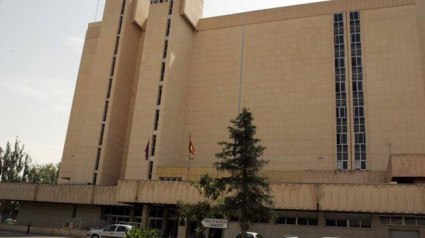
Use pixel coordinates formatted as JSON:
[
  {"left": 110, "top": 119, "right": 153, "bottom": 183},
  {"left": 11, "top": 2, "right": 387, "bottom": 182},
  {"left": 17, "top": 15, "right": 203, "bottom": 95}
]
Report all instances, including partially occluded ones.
[{"left": 215, "top": 108, "right": 273, "bottom": 238}]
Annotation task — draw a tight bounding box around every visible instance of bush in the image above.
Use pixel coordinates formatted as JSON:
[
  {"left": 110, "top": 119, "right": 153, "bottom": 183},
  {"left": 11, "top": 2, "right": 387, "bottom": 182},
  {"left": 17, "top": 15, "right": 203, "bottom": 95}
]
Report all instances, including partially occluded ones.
[{"left": 125, "top": 227, "right": 160, "bottom": 238}]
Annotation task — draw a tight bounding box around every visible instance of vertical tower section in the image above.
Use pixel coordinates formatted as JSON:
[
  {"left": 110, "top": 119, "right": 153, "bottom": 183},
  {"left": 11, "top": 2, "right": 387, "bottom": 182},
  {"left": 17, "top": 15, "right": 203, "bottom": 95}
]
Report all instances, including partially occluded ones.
[
  {"left": 124, "top": 0, "right": 202, "bottom": 180},
  {"left": 59, "top": 0, "right": 150, "bottom": 185},
  {"left": 333, "top": 13, "right": 350, "bottom": 170},
  {"left": 124, "top": 0, "right": 176, "bottom": 180}
]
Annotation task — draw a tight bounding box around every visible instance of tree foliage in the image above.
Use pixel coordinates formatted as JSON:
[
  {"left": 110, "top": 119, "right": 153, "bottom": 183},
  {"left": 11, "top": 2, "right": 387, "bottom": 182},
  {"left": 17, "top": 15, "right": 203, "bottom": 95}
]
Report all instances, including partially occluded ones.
[
  {"left": 27, "top": 163, "right": 59, "bottom": 184},
  {"left": 177, "top": 174, "right": 224, "bottom": 238},
  {"left": 0, "top": 139, "right": 31, "bottom": 183},
  {"left": 0, "top": 139, "right": 59, "bottom": 218},
  {"left": 125, "top": 227, "right": 160, "bottom": 238},
  {"left": 215, "top": 108, "right": 273, "bottom": 238}
]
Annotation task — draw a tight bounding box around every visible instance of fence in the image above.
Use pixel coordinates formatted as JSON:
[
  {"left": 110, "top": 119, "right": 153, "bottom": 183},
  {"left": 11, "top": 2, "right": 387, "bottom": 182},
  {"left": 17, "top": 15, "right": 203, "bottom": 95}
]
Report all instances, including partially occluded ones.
[{"left": 0, "top": 216, "right": 113, "bottom": 237}]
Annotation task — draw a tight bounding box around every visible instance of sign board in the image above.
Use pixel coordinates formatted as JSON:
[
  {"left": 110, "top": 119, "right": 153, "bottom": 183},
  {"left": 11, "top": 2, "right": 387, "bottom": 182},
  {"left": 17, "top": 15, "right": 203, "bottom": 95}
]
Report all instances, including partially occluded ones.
[{"left": 201, "top": 218, "right": 229, "bottom": 229}]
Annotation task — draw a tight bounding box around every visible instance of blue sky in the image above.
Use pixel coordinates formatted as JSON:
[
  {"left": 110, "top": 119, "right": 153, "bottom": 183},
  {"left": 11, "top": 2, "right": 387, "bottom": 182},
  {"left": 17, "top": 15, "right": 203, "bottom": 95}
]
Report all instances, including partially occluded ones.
[{"left": 0, "top": 0, "right": 327, "bottom": 164}]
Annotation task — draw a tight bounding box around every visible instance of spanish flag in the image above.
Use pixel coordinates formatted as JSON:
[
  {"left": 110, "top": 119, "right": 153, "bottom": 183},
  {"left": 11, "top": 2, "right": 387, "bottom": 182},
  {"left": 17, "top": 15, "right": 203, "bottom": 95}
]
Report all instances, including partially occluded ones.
[{"left": 189, "top": 134, "right": 195, "bottom": 156}]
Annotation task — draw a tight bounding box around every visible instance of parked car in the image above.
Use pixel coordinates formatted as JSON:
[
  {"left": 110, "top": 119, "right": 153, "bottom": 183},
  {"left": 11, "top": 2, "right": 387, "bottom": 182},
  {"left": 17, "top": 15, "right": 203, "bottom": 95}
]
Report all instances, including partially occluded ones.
[
  {"left": 236, "top": 232, "right": 264, "bottom": 238},
  {"left": 4, "top": 218, "right": 17, "bottom": 224},
  {"left": 86, "top": 224, "right": 132, "bottom": 238}
]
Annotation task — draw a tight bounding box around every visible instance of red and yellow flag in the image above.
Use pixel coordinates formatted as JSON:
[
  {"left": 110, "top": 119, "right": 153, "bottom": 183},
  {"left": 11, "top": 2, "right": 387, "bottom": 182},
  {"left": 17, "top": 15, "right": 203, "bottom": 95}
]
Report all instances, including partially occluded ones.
[{"left": 189, "top": 134, "right": 195, "bottom": 156}]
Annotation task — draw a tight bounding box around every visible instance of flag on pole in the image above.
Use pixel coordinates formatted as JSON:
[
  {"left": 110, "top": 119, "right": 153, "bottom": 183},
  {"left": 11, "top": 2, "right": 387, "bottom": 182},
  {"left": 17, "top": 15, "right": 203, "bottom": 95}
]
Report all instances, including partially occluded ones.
[
  {"left": 145, "top": 141, "right": 150, "bottom": 160},
  {"left": 189, "top": 134, "right": 195, "bottom": 156}
]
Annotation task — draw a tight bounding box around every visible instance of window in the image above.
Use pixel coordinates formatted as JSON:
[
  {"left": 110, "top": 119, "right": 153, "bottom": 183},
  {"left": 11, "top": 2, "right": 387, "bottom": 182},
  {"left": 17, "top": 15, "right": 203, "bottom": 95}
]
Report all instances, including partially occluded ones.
[
  {"left": 106, "top": 78, "right": 113, "bottom": 99},
  {"left": 275, "top": 217, "right": 317, "bottom": 226},
  {"left": 253, "top": 216, "right": 269, "bottom": 224},
  {"left": 166, "top": 19, "right": 171, "bottom": 37},
  {"left": 350, "top": 11, "right": 367, "bottom": 170},
  {"left": 326, "top": 218, "right": 371, "bottom": 229},
  {"left": 286, "top": 217, "right": 296, "bottom": 225},
  {"left": 361, "top": 220, "right": 371, "bottom": 228},
  {"left": 92, "top": 172, "right": 97, "bottom": 185},
  {"left": 150, "top": 219, "right": 162, "bottom": 229},
  {"left": 160, "top": 62, "right": 165, "bottom": 81},
  {"left": 103, "top": 101, "right": 109, "bottom": 122},
  {"left": 104, "top": 225, "right": 117, "bottom": 232},
  {"left": 333, "top": 13, "right": 349, "bottom": 170},
  {"left": 116, "top": 226, "right": 127, "bottom": 232},
  {"left": 151, "top": 135, "right": 157, "bottom": 156},
  {"left": 298, "top": 218, "right": 308, "bottom": 226},
  {"left": 94, "top": 148, "right": 101, "bottom": 171},
  {"left": 114, "top": 36, "right": 120, "bottom": 55},
  {"left": 337, "top": 220, "right": 347, "bottom": 227},
  {"left": 148, "top": 161, "right": 154, "bottom": 180},
  {"left": 163, "top": 40, "right": 168, "bottom": 59},
  {"left": 120, "top": 0, "right": 126, "bottom": 15},
  {"left": 110, "top": 56, "right": 117, "bottom": 77},
  {"left": 159, "top": 177, "right": 182, "bottom": 181},
  {"left": 154, "top": 110, "right": 160, "bottom": 130},
  {"left": 117, "top": 16, "right": 123, "bottom": 35},
  {"left": 168, "top": 0, "right": 173, "bottom": 15},
  {"left": 157, "top": 86, "right": 163, "bottom": 105},
  {"left": 99, "top": 124, "right": 105, "bottom": 146},
  {"left": 391, "top": 217, "right": 403, "bottom": 225},
  {"left": 326, "top": 219, "right": 336, "bottom": 227},
  {"left": 380, "top": 215, "right": 425, "bottom": 227},
  {"left": 379, "top": 216, "right": 391, "bottom": 225}
]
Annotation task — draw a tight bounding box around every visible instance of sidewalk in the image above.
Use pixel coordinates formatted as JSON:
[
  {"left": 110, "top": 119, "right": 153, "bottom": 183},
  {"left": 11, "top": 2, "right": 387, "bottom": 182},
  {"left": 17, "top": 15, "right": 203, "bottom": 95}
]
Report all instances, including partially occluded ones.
[{"left": 0, "top": 230, "right": 73, "bottom": 238}]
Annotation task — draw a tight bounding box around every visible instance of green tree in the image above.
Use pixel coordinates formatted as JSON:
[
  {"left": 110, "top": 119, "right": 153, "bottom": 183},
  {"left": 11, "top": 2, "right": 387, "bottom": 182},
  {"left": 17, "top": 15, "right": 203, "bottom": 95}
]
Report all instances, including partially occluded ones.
[
  {"left": 215, "top": 108, "right": 273, "bottom": 238},
  {"left": 125, "top": 227, "right": 160, "bottom": 238},
  {"left": 27, "top": 163, "right": 59, "bottom": 184},
  {"left": 0, "top": 139, "right": 30, "bottom": 183},
  {"left": 177, "top": 174, "right": 224, "bottom": 238}
]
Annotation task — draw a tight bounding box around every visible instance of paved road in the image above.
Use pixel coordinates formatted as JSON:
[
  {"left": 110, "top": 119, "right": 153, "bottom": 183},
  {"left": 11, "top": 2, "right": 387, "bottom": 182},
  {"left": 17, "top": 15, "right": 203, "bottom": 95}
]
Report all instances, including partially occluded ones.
[{"left": 0, "top": 230, "right": 73, "bottom": 238}]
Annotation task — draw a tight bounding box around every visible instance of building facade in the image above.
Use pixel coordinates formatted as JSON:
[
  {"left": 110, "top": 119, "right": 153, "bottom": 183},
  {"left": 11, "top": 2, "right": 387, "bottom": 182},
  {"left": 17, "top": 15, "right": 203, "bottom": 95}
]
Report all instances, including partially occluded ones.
[{"left": 1, "top": 0, "right": 425, "bottom": 237}]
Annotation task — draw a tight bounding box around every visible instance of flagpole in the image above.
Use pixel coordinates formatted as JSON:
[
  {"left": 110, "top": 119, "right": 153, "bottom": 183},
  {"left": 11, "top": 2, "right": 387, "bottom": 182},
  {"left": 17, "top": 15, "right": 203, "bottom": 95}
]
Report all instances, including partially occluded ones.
[
  {"left": 187, "top": 133, "right": 191, "bottom": 181},
  {"left": 187, "top": 149, "right": 190, "bottom": 181}
]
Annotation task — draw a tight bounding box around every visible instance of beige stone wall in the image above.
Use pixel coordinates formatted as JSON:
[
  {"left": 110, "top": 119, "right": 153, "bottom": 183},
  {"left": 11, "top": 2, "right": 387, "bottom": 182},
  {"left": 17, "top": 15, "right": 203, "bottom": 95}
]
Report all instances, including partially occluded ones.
[
  {"left": 75, "top": 205, "right": 102, "bottom": 220},
  {"left": 17, "top": 202, "right": 102, "bottom": 226},
  {"left": 362, "top": 5, "right": 425, "bottom": 171},
  {"left": 61, "top": 0, "right": 425, "bottom": 184},
  {"left": 155, "top": 1, "right": 425, "bottom": 176},
  {"left": 97, "top": 0, "right": 147, "bottom": 185},
  {"left": 180, "top": 0, "right": 203, "bottom": 29},
  {"left": 59, "top": 22, "right": 101, "bottom": 184},
  {"left": 224, "top": 212, "right": 425, "bottom": 238},
  {"left": 124, "top": 2, "right": 171, "bottom": 180},
  {"left": 17, "top": 202, "right": 75, "bottom": 225},
  {"left": 155, "top": 0, "right": 196, "bottom": 178}
]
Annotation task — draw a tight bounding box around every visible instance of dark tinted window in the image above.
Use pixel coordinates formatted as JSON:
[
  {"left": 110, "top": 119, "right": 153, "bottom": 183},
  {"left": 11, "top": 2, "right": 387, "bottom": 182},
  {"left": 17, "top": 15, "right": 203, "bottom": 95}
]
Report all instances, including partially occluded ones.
[
  {"left": 286, "top": 217, "right": 296, "bottom": 225},
  {"left": 116, "top": 226, "right": 127, "bottom": 232},
  {"left": 104, "top": 225, "right": 117, "bottom": 232},
  {"left": 326, "top": 219, "right": 336, "bottom": 227},
  {"left": 337, "top": 220, "right": 348, "bottom": 227}
]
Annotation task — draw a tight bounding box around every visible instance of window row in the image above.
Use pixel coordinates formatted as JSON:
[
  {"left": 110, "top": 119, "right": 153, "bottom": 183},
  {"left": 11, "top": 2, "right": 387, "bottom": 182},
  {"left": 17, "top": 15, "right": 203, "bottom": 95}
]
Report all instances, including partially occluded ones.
[
  {"left": 275, "top": 217, "right": 318, "bottom": 226},
  {"left": 326, "top": 219, "right": 371, "bottom": 229},
  {"left": 379, "top": 216, "right": 425, "bottom": 227},
  {"left": 159, "top": 177, "right": 182, "bottom": 181},
  {"left": 151, "top": 0, "right": 169, "bottom": 4}
]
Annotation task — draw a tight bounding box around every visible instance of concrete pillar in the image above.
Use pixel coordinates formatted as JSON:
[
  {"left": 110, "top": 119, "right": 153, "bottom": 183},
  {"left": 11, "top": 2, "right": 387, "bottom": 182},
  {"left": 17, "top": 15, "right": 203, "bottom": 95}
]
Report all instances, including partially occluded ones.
[
  {"left": 129, "top": 206, "right": 135, "bottom": 223},
  {"left": 162, "top": 208, "right": 169, "bottom": 237},
  {"left": 141, "top": 204, "right": 150, "bottom": 228},
  {"left": 177, "top": 219, "right": 188, "bottom": 238},
  {"left": 318, "top": 211, "right": 325, "bottom": 227}
]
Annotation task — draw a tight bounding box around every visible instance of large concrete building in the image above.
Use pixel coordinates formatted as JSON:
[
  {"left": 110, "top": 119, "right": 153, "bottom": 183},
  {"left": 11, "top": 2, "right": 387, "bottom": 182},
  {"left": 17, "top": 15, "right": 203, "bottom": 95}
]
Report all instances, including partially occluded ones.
[{"left": 1, "top": 0, "right": 425, "bottom": 237}]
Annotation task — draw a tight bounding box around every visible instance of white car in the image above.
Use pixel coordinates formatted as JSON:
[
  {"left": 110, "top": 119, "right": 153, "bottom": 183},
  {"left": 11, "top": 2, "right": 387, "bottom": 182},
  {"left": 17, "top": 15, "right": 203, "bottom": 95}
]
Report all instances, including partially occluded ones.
[
  {"left": 86, "top": 224, "right": 132, "bottom": 238},
  {"left": 236, "top": 232, "right": 264, "bottom": 238}
]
